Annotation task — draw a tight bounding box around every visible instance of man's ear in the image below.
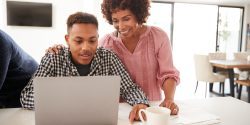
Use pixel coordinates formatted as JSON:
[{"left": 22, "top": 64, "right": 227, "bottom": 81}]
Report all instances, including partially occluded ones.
[{"left": 65, "top": 34, "right": 70, "bottom": 46}]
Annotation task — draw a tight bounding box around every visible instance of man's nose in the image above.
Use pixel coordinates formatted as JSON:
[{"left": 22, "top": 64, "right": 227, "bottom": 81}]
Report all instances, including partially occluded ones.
[{"left": 81, "top": 42, "right": 89, "bottom": 50}]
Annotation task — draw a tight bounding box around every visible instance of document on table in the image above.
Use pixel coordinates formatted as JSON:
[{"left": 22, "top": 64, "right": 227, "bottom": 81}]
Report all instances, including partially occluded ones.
[
  {"left": 173, "top": 108, "right": 220, "bottom": 125},
  {"left": 118, "top": 103, "right": 220, "bottom": 125}
]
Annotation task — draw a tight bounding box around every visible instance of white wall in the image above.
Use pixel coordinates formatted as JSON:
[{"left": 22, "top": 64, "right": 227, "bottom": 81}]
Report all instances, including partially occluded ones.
[
  {"left": 0, "top": 0, "right": 114, "bottom": 62},
  {"left": 247, "top": 4, "right": 250, "bottom": 24},
  {"left": 241, "top": 4, "right": 250, "bottom": 51},
  {"left": 154, "top": 0, "right": 250, "bottom": 6},
  {"left": 155, "top": 0, "right": 250, "bottom": 52},
  {"left": 1, "top": 0, "right": 250, "bottom": 62}
]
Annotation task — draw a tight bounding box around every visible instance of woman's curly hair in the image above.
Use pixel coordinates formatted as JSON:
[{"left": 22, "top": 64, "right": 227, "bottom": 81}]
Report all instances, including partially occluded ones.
[{"left": 101, "top": 0, "right": 150, "bottom": 25}]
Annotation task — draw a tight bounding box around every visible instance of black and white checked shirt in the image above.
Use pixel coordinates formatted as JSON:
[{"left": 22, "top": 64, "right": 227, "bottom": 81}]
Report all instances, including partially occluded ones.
[{"left": 20, "top": 47, "right": 149, "bottom": 109}]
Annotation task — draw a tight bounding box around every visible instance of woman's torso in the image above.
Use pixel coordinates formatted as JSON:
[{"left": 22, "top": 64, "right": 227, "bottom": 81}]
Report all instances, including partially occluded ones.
[{"left": 100, "top": 26, "right": 166, "bottom": 101}]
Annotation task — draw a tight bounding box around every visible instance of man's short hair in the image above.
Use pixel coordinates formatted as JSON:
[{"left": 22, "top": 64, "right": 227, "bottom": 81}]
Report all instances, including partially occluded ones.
[{"left": 67, "top": 12, "right": 98, "bottom": 33}]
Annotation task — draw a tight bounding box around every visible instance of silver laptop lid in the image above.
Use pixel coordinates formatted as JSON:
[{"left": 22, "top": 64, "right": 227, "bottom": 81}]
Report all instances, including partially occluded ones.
[{"left": 34, "top": 76, "right": 121, "bottom": 125}]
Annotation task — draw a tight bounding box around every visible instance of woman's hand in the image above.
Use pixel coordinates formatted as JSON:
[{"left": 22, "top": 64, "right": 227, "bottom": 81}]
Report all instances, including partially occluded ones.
[
  {"left": 160, "top": 99, "right": 179, "bottom": 115},
  {"left": 129, "top": 104, "right": 148, "bottom": 123},
  {"left": 46, "top": 44, "right": 65, "bottom": 54}
]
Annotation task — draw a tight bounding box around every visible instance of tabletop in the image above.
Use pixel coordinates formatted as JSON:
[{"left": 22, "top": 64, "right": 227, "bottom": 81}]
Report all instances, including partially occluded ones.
[
  {"left": 0, "top": 97, "right": 249, "bottom": 125},
  {"left": 210, "top": 60, "right": 250, "bottom": 69}
]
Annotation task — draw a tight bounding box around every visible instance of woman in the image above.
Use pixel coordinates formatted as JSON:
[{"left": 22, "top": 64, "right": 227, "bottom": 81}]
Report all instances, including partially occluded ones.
[
  {"left": 48, "top": 0, "right": 180, "bottom": 120},
  {"left": 100, "top": 0, "right": 180, "bottom": 114}
]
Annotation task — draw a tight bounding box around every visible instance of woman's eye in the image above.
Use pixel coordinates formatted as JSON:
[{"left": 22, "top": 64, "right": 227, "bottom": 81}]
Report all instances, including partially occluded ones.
[
  {"left": 112, "top": 20, "right": 118, "bottom": 24},
  {"left": 123, "top": 18, "right": 129, "bottom": 21}
]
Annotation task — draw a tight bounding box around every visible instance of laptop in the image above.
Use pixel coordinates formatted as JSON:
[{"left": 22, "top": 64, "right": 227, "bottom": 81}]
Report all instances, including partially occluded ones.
[{"left": 34, "top": 76, "right": 121, "bottom": 125}]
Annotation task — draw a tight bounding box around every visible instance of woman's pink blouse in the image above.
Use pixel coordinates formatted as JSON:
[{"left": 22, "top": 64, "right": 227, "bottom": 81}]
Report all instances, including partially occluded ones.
[{"left": 99, "top": 26, "right": 180, "bottom": 101}]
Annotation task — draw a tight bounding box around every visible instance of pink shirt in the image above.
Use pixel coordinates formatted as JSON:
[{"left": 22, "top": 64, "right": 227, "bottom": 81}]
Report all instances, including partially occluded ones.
[{"left": 99, "top": 26, "right": 180, "bottom": 101}]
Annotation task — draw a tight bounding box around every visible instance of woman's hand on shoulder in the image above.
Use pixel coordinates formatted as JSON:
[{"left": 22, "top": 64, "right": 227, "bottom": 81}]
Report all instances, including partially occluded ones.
[{"left": 46, "top": 44, "right": 65, "bottom": 54}]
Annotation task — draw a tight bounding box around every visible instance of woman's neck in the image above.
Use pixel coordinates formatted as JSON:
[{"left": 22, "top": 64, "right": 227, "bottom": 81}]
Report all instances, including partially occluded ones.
[{"left": 120, "top": 25, "right": 147, "bottom": 53}]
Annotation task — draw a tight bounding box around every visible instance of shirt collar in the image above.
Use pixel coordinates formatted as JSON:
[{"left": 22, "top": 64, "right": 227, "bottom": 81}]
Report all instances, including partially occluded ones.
[{"left": 64, "top": 47, "right": 103, "bottom": 76}]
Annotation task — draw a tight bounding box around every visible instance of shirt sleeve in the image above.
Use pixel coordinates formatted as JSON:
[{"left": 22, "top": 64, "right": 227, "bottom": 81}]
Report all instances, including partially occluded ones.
[
  {"left": 20, "top": 54, "right": 54, "bottom": 110},
  {"left": 154, "top": 27, "right": 180, "bottom": 86},
  {"left": 109, "top": 52, "right": 149, "bottom": 106}
]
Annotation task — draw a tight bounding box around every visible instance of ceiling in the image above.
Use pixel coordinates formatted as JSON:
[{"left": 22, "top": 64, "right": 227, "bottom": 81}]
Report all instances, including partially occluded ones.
[{"left": 154, "top": 0, "right": 250, "bottom": 6}]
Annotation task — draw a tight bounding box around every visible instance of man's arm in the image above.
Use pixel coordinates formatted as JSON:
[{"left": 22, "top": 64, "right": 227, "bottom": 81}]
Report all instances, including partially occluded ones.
[
  {"left": 109, "top": 52, "right": 149, "bottom": 106},
  {"left": 20, "top": 54, "right": 54, "bottom": 109},
  {"left": 109, "top": 52, "right": 149, "bottom": 123}
]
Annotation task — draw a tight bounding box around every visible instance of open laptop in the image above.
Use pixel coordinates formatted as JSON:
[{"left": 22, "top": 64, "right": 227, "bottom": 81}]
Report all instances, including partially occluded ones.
[{"left": 34, "top": 76, "right": 121, "bottom": 125}]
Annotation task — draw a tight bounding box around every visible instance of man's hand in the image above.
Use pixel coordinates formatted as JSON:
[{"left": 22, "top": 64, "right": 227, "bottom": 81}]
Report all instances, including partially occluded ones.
[
  {"left": 160, "top": 99, "right": 179, "bottom": 115},
  {"left": 129, "top": 104, "right": 148, "bottom": 123},
  {"left": 45, "top": 44, "right": 65, "bottom": 54}
]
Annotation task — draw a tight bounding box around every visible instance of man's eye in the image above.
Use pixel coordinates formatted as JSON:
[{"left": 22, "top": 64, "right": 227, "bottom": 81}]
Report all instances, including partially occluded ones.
[
  {"left": 89, "top": 40, "right": 96, "bottom": 43},
  {"left": 74, "top": 40, "right": 81, "bottom": 43}
]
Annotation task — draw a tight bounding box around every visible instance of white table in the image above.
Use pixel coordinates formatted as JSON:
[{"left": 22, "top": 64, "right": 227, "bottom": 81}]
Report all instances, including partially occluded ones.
[{"left": 0, "top": 97, "right": 249, "bottom": 125}]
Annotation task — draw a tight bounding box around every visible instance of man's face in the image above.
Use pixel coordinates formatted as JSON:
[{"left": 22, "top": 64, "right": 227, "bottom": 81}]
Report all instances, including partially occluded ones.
[{"left": 65, "top": 23, "right": 98, "bottom": 65}]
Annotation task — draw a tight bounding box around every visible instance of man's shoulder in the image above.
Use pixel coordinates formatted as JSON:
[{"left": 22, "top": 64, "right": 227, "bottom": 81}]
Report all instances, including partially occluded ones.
[
  {"left": 43, "top": 48, "right": 69, "bottom": 62},
  {"left": 96, "top": 47, "right": 115, "bottom": 55},
  {"left": 96, "top": 47, "right": 117, "bottom": 58}
]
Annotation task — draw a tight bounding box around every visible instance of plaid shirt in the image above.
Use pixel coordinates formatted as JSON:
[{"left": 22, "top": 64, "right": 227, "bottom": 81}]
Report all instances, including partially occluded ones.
[{"left": 21, "top": 47, "right": 149, "bottom": 109}]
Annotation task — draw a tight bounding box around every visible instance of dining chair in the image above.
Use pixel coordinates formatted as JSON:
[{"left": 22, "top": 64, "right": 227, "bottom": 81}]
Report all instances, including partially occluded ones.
[
  {"left": 208, "top": 52, "right": 238, "bottom": 94},
  {"left": 194, "top": 54, "right": 227, "bottom": 97},
  {"left": 234, "top": 52, "right": 250, "bottom": 94},
  {"left": 208, "top": 52, "right": 226, "bottom": 60},
  {"left": 235, "top": 80, "right": 250, "bottom": 103},
  {"left": 234, "top": 53, "right": 250, "bottom": 78}
]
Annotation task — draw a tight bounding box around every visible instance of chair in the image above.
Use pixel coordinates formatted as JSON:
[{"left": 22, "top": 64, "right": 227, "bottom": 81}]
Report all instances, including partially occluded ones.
[
  {"left": 194, "top": 54, "right": 227, "bottom": 97},
  {"left": 234, "top": 52, "right": 250, "bottom": 80},
  {"left": 234, "top": 52, "right": 250, "bottom": 97},
  {"left": 208, "top": 52, "right": 226, "bottom": 61},
  {"left": 235, "top": 80, "right": 250, "bottom": 103},
  {"left": 234, "top": 52, "right": 250, "bottom": 60},
  {"left": 208, "top": 52, "right": 237, "bottom": 94}
]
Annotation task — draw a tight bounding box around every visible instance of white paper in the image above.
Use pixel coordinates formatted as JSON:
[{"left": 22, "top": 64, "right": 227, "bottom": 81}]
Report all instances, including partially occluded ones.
[{"left": 174, "top": 108, "right": 220, "bottom": 125}]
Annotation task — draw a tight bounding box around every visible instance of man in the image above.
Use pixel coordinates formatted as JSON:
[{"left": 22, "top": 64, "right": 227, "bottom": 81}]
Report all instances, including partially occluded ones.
[
  {"left": 20, "top": 12, "right": 149, "bottom": 122},
  {"left": 0, "top": 30, "right": 38, "bottom": 108}
]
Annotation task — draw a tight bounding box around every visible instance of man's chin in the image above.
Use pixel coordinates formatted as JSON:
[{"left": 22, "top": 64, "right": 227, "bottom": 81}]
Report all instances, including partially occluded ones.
[
  {"left": 80, "top": 58, "right": 93, "bottom": 64},
  {"left": 79, "top": 60, "right": 91, "bottom": 65}
]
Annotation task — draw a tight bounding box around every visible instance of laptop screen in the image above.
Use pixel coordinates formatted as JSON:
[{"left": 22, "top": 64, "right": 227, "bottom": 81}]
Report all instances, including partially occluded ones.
[{"left": 34, "top": 76, "right": 120, "bottom": 125}]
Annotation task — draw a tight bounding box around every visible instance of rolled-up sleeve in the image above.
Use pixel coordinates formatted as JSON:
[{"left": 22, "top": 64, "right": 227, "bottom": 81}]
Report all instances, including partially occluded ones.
[{"left": 155, "top": 29, "right": 180, "bottom": 86}]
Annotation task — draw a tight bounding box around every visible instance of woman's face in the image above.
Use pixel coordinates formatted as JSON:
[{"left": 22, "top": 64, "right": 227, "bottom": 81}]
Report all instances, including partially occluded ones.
[{"left": 111, "top": 9, "right": 139, "bottom": 39}]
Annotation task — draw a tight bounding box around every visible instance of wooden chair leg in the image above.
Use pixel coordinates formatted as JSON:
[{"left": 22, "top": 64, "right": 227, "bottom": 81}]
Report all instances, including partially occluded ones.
[
  {"left": 195, "top": 81, "right": 199, "bottom": 93},
  {"left": 219, "top": 83, "right": 222, "bottom": 93},
  {"left": 237, "top": 85, "right": 243, "bottom": 99},
  {"left": 209, "top": 83, "right": 213, "bottom": 92}
]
